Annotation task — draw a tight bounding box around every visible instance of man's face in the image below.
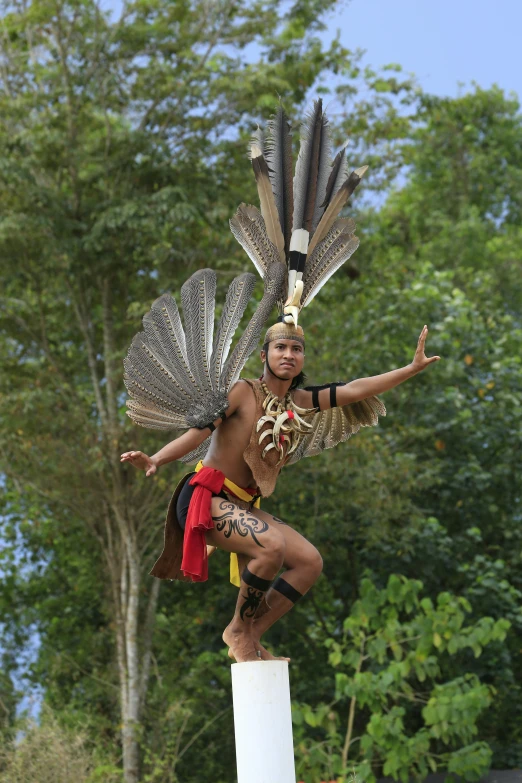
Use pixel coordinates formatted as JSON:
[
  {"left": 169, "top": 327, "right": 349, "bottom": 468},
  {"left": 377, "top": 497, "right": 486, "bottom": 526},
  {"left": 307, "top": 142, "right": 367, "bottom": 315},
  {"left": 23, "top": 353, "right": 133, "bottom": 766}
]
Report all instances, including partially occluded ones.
[{"left": 261, "top": 339, "right": 305, "bottom": 379}]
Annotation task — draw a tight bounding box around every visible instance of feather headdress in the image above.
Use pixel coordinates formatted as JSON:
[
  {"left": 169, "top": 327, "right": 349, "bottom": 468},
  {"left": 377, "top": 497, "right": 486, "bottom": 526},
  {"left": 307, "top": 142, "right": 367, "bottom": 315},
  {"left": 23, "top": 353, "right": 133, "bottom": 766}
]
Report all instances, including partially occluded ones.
[
  {"left": 124, "top": 100, "right": 368, "bottom": 455},
  {"left": 231, "top": 99, "right": 367, "bottom": 333}
]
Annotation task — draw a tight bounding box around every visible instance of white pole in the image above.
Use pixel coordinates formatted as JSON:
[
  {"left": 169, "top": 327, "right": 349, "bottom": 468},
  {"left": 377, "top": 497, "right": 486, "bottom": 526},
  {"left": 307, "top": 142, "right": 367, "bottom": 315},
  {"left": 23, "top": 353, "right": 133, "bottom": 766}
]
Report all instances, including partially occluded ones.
[{"left": 231, "top": 661, "right": 296, "bottom": 783}]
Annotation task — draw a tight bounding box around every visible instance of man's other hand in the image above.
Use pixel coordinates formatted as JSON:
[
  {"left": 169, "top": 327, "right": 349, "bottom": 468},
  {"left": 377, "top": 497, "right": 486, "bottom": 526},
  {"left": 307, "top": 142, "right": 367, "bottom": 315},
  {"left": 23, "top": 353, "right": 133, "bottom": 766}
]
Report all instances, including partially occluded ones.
[{"left": 120, "top": 451, "right": 157, "bottom": 476}]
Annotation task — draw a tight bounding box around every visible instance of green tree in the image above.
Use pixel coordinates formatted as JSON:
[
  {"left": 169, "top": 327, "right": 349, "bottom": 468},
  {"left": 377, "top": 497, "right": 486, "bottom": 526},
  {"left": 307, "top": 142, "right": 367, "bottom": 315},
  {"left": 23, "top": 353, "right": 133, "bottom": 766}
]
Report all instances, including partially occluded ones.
[
  {"left": 0, "top": 0, "right": 416, "bottom": 779},
  {"left": 2, "top": 0, "right": 521, "bottom": 774},
  {"left": 268, "top": 85, "right": 522, "bottom": 771},
  {"left": 0, "top": 707, "right": 121, "bottom": 782},
  {"left": 294, "top": 576, "right": 509, "bottom": 783}
]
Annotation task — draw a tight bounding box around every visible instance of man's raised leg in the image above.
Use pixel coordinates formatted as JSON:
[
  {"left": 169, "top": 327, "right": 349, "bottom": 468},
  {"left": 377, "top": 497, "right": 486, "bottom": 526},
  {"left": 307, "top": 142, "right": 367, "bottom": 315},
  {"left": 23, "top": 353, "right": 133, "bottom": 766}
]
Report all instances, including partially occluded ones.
[{"left": 205, "top": 498, "right": 286, "bottom": 662}]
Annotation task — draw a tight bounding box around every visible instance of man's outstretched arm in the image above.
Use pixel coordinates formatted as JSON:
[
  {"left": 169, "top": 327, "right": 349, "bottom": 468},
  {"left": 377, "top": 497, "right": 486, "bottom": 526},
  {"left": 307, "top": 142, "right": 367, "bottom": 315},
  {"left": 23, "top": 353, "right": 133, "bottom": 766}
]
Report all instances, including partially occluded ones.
[
  {"left": 337, "top": 325, "right": 440, "bottom": 406},
  {"left": 297, "top": 325, "right": 440, "bottom": 410},
  {"left": 120, "top": 380, "right": 247, "bottom": 476}
]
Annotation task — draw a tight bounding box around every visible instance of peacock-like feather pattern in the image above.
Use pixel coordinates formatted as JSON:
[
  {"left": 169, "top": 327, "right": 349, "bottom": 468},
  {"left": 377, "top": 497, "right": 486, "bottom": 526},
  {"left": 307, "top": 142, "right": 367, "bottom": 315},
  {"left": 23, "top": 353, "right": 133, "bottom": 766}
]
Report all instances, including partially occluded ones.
[
  {"left": 180, "top": 270, "right": 215, "bottom": 395},
  {"left": 124, "top": 264, "right": 287, "bottom": 462},
  {"left": 229, "top": 204, "right": 282, "bottom": 280},
  {"left": 303, "top": 217, "right": 355, "bottom": 289},
  {"left": 286, "top": 395, "right": 387, "bottom": 465},
  {"left": 209, "top": 273, "right": 257, "bottom": 390},
  {"left": 302, "top": 233, "right": 360, "bottom": 307},
  {"left": 222, "top": 262, "right": 286, "bottom": 389}
]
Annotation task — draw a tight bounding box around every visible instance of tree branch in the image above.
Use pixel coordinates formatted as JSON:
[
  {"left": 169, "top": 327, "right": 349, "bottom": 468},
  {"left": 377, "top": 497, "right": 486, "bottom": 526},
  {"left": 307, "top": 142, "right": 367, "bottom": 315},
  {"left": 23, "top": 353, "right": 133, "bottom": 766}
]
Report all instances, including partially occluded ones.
[{"left": 68, "top": 281, "right": 109, "bottom": 432}]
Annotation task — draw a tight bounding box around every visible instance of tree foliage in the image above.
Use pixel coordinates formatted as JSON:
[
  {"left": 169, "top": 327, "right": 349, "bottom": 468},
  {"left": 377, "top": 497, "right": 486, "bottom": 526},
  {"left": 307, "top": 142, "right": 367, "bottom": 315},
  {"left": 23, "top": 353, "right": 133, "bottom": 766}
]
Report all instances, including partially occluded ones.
[
  {"left": 294, "top": 576, "right": 510, "bottom": 782},
  {"left": 1, "top": 0, "right": 521, "bottom": 778}
]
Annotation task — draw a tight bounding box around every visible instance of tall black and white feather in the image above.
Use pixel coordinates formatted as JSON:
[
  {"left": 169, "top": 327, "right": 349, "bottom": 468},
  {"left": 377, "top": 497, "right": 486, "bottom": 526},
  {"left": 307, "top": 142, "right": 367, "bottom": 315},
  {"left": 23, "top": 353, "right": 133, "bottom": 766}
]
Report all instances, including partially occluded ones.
[
  {"left": 230, "top": 101, "right": 367, "bottom": 314},
  {"left": 265, "top": 105, "right": 294, "bottom": 258},
  {"left": 249, "top": 125, "right": 266, "bottom": 158},
  {"left": 292, "top": 99, "right": 331, "bottom": 234},
  {"left": 322, "top": 145, "right": 349, "bottom": 209}
]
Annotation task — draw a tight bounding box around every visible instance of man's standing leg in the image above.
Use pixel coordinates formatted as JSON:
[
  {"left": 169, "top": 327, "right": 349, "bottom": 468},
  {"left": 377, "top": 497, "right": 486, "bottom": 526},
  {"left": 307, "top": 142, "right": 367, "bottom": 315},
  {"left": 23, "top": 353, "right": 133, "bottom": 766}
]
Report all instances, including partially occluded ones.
[{"left": 250, "top": 509, "right": 324, "bottom": 659}]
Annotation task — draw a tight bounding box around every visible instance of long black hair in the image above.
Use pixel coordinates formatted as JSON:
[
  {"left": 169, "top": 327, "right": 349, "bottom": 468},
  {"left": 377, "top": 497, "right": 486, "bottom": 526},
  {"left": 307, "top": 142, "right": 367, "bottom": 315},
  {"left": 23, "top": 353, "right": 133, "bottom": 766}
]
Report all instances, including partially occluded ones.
[{"left": 262, "top": 342, "right": 307, "bottom": 389}]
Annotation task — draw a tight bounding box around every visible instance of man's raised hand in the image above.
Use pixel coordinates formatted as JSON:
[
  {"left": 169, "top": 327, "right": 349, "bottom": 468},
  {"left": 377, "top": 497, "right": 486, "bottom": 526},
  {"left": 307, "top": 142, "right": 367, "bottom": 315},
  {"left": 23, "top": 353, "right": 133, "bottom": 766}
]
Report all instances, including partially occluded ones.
[
  {"left": 411, "top": 325, "right": 440, "bottom": 372},
  {"left": 120, "top": 451, "right": 157, "bottom": 476}
]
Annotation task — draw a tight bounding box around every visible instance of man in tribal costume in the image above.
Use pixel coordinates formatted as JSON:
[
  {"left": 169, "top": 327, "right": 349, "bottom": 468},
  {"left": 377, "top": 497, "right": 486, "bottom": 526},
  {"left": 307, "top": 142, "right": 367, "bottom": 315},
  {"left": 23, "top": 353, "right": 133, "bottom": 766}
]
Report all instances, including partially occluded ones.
[{"left": 120, "top": 101, "right": 440, "bottom": 663}]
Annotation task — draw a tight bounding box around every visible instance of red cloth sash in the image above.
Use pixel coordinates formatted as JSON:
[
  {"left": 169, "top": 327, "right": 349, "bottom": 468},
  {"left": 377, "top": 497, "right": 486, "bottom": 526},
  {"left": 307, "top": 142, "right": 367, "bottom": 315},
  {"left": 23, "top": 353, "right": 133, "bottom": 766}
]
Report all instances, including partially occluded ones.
[{"left": 180, "top": 467, "right": 257, "bottom": 582}]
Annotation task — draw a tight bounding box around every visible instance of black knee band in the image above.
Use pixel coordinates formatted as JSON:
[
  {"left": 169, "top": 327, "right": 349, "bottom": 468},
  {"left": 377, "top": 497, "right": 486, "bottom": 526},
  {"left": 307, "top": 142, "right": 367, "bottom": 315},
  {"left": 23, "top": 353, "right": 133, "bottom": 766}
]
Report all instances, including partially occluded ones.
[
  {"left": 272, "top": 577, "right": 303, "bottom": 604},
  {"left": 242, "top": 566, "right": 271, "bottom": 592}
]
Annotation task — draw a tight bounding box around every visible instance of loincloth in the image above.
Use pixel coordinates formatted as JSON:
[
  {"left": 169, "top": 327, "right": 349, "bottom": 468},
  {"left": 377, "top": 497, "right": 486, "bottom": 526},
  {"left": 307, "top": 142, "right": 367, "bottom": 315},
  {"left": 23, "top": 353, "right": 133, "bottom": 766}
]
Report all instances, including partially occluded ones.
[
  {"left": 176, "top": 473, "right": 228, "bottom": 530},
  {"left": 150, "top": 461, "right": 260, "bottom": 587}
]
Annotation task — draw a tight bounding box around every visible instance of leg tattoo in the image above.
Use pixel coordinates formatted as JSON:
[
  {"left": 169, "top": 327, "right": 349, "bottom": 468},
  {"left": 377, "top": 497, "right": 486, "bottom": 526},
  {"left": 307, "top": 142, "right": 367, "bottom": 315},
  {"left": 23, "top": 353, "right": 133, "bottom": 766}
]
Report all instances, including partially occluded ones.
[
  {"left": 240, "top": 566, "right": 272, "bottom": 622},
  {"left": 240, "top": 586, "right": 264, "bottom": 620},
  {"left": 212, "top": 501, "right": 269, "bottom": 547}
]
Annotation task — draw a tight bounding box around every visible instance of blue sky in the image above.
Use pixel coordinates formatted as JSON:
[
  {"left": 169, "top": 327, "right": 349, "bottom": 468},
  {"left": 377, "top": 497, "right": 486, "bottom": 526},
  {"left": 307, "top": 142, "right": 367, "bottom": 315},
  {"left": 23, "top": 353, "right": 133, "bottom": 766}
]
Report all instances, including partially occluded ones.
[
  {"left": 325, "top": 0, "right": 521, "bottom": 99},
  {"left": 102, "top": 0, "right": 521, "bottom": 101}
]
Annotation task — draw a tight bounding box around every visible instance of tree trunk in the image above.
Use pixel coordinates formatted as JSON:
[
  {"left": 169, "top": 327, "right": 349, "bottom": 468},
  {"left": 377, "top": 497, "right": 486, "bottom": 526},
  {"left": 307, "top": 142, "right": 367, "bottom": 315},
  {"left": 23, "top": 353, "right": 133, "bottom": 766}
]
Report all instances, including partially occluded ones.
[
  {"left": 74, "top": 283, "right": 164, "bottom": 783},
  {"left": 341, "top": 640, "right": 365, "bottom": 778},
  {"left": 122, "top": 547, "right": 141, "bottom": 783},
  {"left": 113, "top": 530, "right": 160, "bottom": 783}
]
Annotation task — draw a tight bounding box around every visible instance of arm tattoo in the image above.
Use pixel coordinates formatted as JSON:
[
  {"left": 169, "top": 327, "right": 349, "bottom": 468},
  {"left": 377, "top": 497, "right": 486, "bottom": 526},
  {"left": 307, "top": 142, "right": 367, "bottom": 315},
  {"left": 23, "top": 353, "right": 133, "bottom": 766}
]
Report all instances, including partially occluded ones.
[{"left": 212, "top": 501, "right": 269, "bottom": 547}]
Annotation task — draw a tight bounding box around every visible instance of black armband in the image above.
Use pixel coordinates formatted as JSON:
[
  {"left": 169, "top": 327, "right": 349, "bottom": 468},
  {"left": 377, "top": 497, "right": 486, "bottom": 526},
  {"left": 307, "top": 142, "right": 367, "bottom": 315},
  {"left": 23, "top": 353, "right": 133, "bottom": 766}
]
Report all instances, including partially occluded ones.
[
  {"left": 304, "top": 382, "right": 347, "bottom": 411},
  {"left": 199, "top": 411, "right": 227, "bottom": 433}
]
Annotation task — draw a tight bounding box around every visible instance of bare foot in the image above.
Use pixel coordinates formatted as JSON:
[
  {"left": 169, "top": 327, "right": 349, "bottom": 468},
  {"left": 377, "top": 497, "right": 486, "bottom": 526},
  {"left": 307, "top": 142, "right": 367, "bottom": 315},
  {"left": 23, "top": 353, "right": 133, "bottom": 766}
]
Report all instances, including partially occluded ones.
[
  {"left": 222, "top": 624, "right": 261, "bottom": 663},
  {"left": 227, "top": 641, "right": 289, "bottom": 662},
  {"left": 253, "top": 639, "right": 291, "bottom": 662},
  {"left": 225, "top": 632, "right": 290, "bottom": 662},
  {"left": 252, "top": 620, "right": 290, "bottom": 661}
]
